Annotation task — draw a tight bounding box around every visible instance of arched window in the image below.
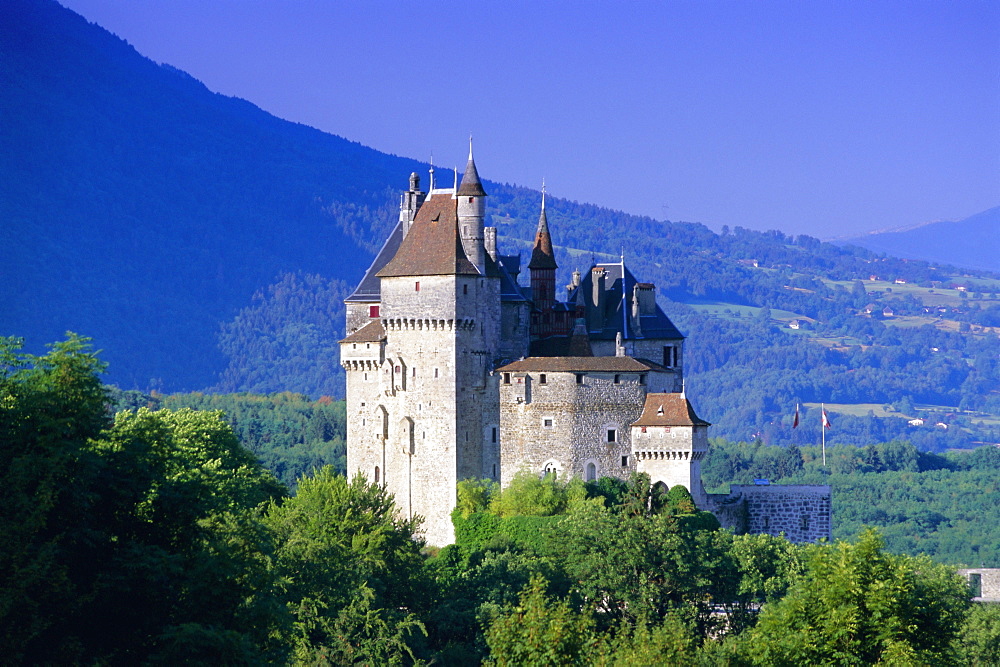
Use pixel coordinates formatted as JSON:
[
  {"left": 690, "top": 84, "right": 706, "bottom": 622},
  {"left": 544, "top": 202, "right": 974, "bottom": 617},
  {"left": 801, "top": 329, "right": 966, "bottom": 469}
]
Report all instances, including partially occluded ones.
[
  {"left": 542, "top": 460, "right": 560, "bottom": 477},
  {"left": 374, "top": 466, "right": 380, "bottom": 483},
  {"left": 585, "top": 462, "right": 597, "bottom": 481}
]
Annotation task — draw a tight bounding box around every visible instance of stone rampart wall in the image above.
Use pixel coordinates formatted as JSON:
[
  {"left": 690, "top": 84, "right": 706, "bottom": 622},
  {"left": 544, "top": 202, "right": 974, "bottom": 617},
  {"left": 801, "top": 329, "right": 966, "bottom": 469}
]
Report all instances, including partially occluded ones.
[{"left": 727, "top": 484, "right": 832, "bottom": 543}]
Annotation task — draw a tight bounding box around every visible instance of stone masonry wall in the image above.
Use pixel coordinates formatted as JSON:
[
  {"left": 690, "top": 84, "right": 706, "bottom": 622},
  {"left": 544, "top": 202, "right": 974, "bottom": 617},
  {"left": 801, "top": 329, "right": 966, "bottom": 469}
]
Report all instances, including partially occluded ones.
[
  {"left": 957, "top": 568, "right": 1000, "bottom": 602},
  {"left": 728, "top": 484, "right": 832, "bottom": 543},
  {"left": 499, "top": 370, "right": 647, "bottom": 484}
]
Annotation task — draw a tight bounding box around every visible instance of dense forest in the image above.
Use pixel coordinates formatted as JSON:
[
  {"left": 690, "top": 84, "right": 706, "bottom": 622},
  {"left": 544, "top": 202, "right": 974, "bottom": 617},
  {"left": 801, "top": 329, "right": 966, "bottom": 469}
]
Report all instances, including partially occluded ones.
[
  {"left": 5, "top": 0, "right": 1000, "bottom": 453},
  {"left": 5, "top": 335, "right": 999, "bottom": 664}
]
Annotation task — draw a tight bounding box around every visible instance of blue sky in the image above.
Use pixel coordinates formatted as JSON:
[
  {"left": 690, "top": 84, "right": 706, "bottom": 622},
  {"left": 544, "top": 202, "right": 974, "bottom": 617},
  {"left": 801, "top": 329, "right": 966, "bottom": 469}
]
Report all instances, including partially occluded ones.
[{"left": 60, "top": 0, "right": 999, "bottom": 238}]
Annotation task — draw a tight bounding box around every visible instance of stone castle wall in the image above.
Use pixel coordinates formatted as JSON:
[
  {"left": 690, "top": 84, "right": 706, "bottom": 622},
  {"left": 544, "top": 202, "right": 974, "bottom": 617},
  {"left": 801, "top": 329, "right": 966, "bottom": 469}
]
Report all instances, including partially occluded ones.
[
  {"left": 499, "top": 370, "right": 647, "bottom": 484},
  {"left": 632, "top": 424, "right": 708, "bottom": 504},
  {"left": 722, "top": 484, "right": 832, "bottom": 543},
  {"left": 344, "top": 273, "right": 503, "bottom": 546}
]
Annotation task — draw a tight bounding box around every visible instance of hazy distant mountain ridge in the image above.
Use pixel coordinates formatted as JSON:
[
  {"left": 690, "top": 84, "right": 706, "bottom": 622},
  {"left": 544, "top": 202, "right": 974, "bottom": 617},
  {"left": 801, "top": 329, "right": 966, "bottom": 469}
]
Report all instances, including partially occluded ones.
[{"left": 841, "top": 207, "right": 1000, "bottom": 273}]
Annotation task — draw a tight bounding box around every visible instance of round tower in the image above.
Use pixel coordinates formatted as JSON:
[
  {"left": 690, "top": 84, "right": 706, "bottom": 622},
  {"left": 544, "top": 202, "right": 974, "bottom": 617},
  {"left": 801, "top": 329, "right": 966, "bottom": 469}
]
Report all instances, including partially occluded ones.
[{"left": 457, "top": 138, "right": 487, "bottom": 275}]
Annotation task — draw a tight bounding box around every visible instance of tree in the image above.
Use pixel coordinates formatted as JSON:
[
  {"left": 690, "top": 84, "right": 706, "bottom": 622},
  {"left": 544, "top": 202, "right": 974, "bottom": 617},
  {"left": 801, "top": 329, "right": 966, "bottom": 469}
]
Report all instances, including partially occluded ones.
[
  {"left": 0, "top": 334, "right": 110, "bottom": 663},
  {"left": 263, "top": 469, "right": 427, "bottom": 660},
  {"left": 484, "top": 575, "right": 605, "bottom": 666},
  {"left": 744, "top": 529, "right": 970, "bottom": 665},
  {"left": 958, "top": 603, "right": 1000, "bottom": 666},
  {"left": 0, "top": 336, "right": 287, "bottom": 663}
]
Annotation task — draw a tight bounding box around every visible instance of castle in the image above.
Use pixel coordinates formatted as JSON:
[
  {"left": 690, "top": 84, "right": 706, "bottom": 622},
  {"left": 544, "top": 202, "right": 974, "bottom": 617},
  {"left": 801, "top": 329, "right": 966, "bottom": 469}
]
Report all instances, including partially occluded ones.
[{"left": 340, "top": 145, "right": 831, "bottom": 546}]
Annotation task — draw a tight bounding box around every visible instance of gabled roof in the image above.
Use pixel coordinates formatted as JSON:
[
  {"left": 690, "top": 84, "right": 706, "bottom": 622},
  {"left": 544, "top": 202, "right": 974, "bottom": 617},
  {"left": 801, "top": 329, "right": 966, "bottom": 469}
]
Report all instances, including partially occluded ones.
[
  {"left": 345, "top": 221, "right": 404, "bottom": 303},
  {"left": 339, "top": 318, "right": 386, "bottom": 344},
  {"left": 632, "top": 393, "right": 710, "bottom": 427},
  {"left": 497, "top": 255, "right": 530, "bottom": 302},
  {"left": 376, "top": 194, "right": 481, "bottom": 277},
  {"left": 496, "top": 356, "right": 666, "bottom": 373}
]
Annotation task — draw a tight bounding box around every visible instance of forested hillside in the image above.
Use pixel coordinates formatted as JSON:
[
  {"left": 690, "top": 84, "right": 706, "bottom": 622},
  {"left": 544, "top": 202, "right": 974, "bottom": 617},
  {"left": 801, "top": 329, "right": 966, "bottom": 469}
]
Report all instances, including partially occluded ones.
[{"left": 5, "top": 0, "right": 999, "bottom": 449}]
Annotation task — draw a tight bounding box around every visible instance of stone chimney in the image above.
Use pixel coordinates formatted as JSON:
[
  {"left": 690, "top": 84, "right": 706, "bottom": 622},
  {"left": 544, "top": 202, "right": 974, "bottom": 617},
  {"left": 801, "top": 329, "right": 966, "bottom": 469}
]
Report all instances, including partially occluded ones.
[{"left": 484, "top": 227, "right": 497, "bottom": 262}]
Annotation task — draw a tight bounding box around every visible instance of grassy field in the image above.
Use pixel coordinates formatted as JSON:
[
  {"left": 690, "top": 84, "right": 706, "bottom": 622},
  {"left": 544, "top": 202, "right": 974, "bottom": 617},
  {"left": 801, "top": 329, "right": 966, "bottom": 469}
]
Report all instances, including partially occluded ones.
[
  {"left": 804, "top": 402, "right": 901, "bottom": 418},
  {"left": 685, "top": 299, "right": 807, "bottom": 323}
]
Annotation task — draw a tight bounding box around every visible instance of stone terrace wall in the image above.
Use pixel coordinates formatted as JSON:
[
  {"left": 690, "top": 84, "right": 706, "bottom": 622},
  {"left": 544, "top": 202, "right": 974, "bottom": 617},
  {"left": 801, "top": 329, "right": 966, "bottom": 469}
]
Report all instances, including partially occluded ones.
[{"left": 731, "top": 484, "right": 832, "bottom": 543}]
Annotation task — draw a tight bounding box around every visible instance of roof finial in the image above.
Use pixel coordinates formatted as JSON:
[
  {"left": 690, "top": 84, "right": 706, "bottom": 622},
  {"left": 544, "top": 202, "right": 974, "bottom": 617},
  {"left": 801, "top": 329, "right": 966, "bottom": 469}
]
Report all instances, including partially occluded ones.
[
  {"left": 429, "top": 153, "right": 435, "bottom": 191},
  {"left": 453, "top": 166, "right": 458, "bottom": 191},
  {"left": 541, "top": 178, "right": 546, "bottom": 210},
  {"left": 469, "top": 133, "right": 474, "bottom": 160}
]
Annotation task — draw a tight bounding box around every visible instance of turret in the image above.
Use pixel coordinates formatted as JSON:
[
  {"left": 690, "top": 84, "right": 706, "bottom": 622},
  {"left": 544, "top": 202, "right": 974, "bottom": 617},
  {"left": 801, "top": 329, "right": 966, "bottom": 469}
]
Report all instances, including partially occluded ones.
[
  {"left": 529, "top": 185, "right": 558, "bottom": 337},
  {"left": 457, "top": 138, "right": 487, "bottom": 275}
]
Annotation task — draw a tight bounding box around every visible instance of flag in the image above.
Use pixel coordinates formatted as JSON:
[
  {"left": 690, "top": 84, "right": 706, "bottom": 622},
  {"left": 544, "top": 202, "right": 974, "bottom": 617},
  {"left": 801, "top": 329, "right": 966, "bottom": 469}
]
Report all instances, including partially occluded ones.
[
  {"left": 792, "top": 403, "right": 799, "bottom": 428},
  {"left": 822, "top": 408, "right": 831, "bottom": 429}
]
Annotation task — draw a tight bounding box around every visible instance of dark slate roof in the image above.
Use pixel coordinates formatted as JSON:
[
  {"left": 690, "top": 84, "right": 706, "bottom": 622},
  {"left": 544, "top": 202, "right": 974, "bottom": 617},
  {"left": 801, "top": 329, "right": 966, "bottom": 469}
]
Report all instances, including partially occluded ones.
[
  {"left": 632, "top": 393, "right": 710, "bottom": 427},
  {"left": 569, "top": 262, "right": 684, "bottom": 341},
  {"left": 376, "top": 194, "right": 481, "bottom": 277},
  {"left": 497, "top": 255, "right": 530, "bottom": 302},
  {"left": 528, "top": 200, "right": 558, "bottom": 270},
  {"left": 499, "top": 254, "right": 521, "bottom": 278},
  {"left": 345, "top": 220, "right": 404, "bottom": 302},
  {"left": 457, "top": 155, "right": 487, "bottom": 196},
  {"left": 339, "top": 319, "right": 386, "bottom": 344},
  {"left": 497, "top": 356, "right": 665, "bottom": 373}
]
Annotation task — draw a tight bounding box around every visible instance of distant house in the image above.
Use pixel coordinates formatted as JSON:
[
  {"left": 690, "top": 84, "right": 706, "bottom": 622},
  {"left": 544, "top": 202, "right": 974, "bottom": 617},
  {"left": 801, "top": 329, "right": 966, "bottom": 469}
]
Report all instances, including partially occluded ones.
[
  {"left": 908, "top": 418, "right": 925, "bottom": 426},
  {"left": 935, "top": 422, "right": 949, "bottom": 430},
  {"left": 787, "top": 319, "right": 802, "bottom": 330},
  {"left": 869, "top": 275, "right": 880, "bottom": 281},
  {"left": 882, "top": 307, "right": 895, "bottom": 318},
  {"left": 737, "top": 259, "right": 759, "bottom": 268},
  {"left": 864, "top": 303, "right": 878, "bottom": 314},
  {"left": 894, "top": 278, "right": 907, "bottom": 285}
]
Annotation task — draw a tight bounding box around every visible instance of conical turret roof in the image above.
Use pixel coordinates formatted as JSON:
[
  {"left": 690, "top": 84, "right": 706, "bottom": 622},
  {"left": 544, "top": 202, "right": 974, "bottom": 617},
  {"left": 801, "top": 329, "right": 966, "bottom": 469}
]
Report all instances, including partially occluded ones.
[
  {"left": 457, "top": 141, "right": 487, "bottom": 196},
  {"left": 529, "top": 190, "right": 558, "bottom": 270}
]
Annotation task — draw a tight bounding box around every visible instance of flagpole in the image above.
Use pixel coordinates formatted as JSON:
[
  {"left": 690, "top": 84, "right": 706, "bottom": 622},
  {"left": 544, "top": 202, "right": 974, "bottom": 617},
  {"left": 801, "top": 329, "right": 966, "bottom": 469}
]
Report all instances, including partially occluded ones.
[{"left": 821, "top": 402, "right": 827, "bottom": 466}]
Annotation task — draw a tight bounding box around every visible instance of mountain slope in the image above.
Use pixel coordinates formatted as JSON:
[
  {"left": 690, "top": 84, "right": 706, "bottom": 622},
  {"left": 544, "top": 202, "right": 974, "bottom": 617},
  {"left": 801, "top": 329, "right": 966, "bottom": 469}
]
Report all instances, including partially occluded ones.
[
  {"left": 1, "top": 0, "right": 421, "bottom": 389},
  {"left": 841, "top": 207, "right": 1000, "bottom": 273}
]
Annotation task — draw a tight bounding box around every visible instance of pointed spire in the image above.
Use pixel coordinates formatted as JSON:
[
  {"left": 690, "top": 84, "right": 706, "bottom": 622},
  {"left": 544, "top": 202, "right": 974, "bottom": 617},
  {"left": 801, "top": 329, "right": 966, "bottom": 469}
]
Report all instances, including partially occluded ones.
[
  {"left": 453, "top": 166, "right": 458, "bottom": 192},
  {"left": 457, "top": 136, "right": 487, "bottom": 196},
  {"left": 429, "top": 154, "right": 435, "bottom": 191},
  {"left": 529, "top": 180, "right": 558, "bottom": 270}
]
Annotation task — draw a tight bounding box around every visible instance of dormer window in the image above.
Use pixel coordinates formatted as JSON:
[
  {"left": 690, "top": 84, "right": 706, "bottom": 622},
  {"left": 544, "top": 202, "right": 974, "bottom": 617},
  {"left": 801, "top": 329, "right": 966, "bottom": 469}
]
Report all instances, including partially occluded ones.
[
  {"left": 415, "top": 281, "right": 420, "bottom": 292},
  {"left": 539, "top": 374, "right": 547, "bottom": 385}
]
